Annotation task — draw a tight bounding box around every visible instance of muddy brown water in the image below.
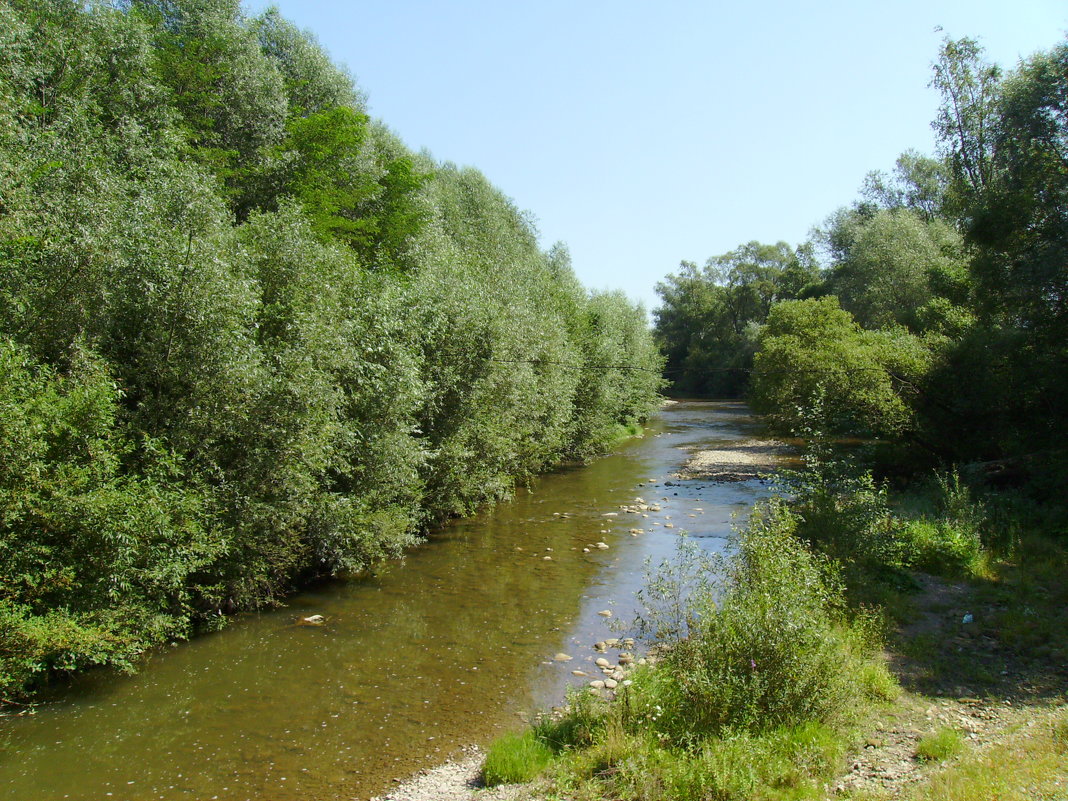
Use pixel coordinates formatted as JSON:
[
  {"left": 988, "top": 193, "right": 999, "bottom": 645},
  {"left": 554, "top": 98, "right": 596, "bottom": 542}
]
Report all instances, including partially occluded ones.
[{"left": 0, "top": 401, "right": 780, "bottom": 801}]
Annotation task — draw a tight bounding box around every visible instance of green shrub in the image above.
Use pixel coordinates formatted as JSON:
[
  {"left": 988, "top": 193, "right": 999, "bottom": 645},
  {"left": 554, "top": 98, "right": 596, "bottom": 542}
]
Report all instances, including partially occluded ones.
[
  {"left": 0, "top": 341, "right": 216, "bottom": 694},
  {"left": 898, "top": 519, "right": 985, "bottom": 576},
  {"left": 528, "top": 498, "right": 897, "bottom": 800},
  {"left": 635, "top": 500, "right": 880, "bottom": 743},
  {"left": 891, "top": 471, "right": 992, "bottom": 578}
]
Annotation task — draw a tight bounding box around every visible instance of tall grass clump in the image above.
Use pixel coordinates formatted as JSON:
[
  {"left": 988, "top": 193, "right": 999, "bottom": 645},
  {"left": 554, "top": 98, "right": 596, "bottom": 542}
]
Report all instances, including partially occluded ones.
[
  {"left": 915, "top": 727, "right": 966, "bottom": 763},
  {"left": 783, "top": 427, "right": 993, "bottom": 583},
  {"left": 896, "top": 471, "right": 993, "bottom": 579},
  {"left": 482, "top": 729, "right": 555, "bottom": 786}
]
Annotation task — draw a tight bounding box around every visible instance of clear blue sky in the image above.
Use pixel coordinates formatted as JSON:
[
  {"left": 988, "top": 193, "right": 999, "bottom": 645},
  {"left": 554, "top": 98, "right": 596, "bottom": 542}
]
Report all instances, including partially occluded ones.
[{"left": 246, "top": 0, "right": 1066, "bottom": 312}]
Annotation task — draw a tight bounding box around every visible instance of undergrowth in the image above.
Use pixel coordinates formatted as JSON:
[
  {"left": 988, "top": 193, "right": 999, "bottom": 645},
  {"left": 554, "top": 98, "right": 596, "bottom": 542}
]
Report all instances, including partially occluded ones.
[
  {"left": 483, "top": 429, "right": 1068, "bottom": 800},
  {"left": 484, "top": 497, "right": 897, "bottom": 799}
]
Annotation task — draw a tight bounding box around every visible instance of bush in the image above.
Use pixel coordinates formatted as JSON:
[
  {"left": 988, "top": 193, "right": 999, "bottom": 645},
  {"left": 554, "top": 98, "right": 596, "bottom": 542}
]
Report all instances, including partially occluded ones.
[
  {"left": 895, "top": 471, "right": 991, "bottom": 578},
  {"left": 0, "top": 340, "right": 216, "bottom": 693},
  {"left": 634, "top": 500, "right": 882, "bottom": 743},
  {"left": 899, "top": 519, "right": 984, "bottom": 576},
  {"left": 522, "top": 498, "right": 899, "bottom": 800}
]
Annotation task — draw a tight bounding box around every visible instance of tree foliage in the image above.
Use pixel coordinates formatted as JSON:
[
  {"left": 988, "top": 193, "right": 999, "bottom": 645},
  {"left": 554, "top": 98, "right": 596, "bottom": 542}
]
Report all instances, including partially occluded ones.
[
  {"left": 653, "top": 241, "right": 817, "bottom": 397},
  {"left": 678, "top": 33, "right": 1068, "bottom": 466},
  {"left": 0, "top": 0, "right": 663, "bottom": 696},
  {"left": 750, "top": 297, "right": 929, "bottom": 438}
]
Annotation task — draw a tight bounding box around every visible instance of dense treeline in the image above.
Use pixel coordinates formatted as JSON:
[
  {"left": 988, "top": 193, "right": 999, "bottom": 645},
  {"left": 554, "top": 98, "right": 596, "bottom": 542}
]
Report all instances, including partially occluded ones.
[
  {"left": 656, "top": 34, "right": 1067, "bottom": 472},
  {"left": 0, "top": 0, "right": 662, "bottom": 696}
]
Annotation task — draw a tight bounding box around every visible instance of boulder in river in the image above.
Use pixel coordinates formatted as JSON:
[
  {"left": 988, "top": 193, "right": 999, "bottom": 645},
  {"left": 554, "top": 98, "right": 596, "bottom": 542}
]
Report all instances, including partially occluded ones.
[
  {"left": 554, "top": 653, "right": 572, "bottom": 662},
  {"left": 300, "top": 614, "right": 326, "bottom": 626}
]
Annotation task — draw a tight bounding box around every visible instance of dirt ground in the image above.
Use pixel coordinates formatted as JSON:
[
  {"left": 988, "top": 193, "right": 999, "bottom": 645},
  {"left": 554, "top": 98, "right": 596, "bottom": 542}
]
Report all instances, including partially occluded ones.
[{"left": 833, "top": 572, "right": 1067, "bottom": 799}]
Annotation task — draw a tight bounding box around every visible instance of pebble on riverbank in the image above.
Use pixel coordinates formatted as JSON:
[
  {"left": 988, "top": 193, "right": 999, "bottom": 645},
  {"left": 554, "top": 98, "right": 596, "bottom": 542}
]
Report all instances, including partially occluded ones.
[
  {"left": 373, "top": 746, "right": 537, "bottom": 801},
  {"left": 674, "top": 439, "right": 792, "bottom": 482}
]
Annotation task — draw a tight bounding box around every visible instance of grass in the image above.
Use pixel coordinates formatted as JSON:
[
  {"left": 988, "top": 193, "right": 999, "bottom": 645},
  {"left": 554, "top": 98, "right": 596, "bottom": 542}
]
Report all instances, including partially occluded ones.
[
  {"left": 915, "top": 727, "right": 965, "bottom": 762},
  {"left": 484, "top": 467, "right": 1068, "bottom": 800},
  {"left": 551, "top": 722, "right": 848, "bottom": 801},
  {"left": 896, "top": 708, "right": 1068, "bottom": 801},
  {"left": 482, "top": 729, "right": 555, "bottom": 786}
]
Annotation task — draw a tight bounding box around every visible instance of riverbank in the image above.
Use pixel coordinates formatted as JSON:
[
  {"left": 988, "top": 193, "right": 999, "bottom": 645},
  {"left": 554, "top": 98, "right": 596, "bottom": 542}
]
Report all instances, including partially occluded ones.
[
  {"left": 462, "top": 459, "right": 1067, "bottom": 800},
  {"left": 1, "top": 402, "right": 779, "bottom": 801},
  {"left": 674, "top": 437, "right": 792, "bottom": 482},
  {"left": 370, "top": 748, "right": 536, "bottom": 801},
  {"left": 398, "top": 555, "right": 1067, "bottom": 801}
]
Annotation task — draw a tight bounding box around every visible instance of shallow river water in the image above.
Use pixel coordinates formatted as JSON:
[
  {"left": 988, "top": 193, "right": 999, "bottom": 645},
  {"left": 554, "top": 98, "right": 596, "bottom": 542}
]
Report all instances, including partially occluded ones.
[{"left": 0, "top": 401, "right": 778, "bottom": 801}]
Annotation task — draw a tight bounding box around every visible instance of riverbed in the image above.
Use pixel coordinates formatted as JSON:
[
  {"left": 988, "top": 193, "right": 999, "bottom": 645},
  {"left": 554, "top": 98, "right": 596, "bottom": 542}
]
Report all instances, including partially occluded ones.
[{"left": 0, "top": 401, "right": 779, "bottom": 801}]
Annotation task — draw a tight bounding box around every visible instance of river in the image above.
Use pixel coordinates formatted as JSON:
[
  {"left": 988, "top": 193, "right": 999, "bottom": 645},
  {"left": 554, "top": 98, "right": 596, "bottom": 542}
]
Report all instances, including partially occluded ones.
[{"left": 0, "top": 401, "right": 778, "bottom": 801}]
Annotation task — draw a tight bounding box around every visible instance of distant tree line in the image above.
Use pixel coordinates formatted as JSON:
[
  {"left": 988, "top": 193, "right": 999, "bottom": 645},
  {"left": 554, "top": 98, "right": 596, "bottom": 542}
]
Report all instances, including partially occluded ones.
[
  {"left": 0, "top": 0, "right": 663, "bottom": 696},
  {"left": 655, "top": 35, "right": 1067, "bottom": 468}
]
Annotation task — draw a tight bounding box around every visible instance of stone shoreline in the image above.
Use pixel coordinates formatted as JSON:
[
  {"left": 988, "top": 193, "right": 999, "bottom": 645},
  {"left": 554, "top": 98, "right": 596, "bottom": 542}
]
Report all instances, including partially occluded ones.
[
  {"left": 371, "top": 747, "right": 539, "bottom": 801},
  {"left": 674, "top": 438, "right": 792, "bottom": 482}
]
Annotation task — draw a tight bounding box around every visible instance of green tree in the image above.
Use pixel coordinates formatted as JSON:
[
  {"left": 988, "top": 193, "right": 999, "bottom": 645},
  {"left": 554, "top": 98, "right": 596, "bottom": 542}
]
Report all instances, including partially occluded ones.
[
  {"left": 823, "top": 208, "right": 969, "bottom": 332},
  {"left": 861, "top": 149, "right": 951, "bottom": 223},
  {"left": 750, "top": 297, "right": 930, "bottom": 438},
  {"left": 929, "top": 36, "right": 1068, "bottom": 458},
  {"left": 252, "top": 7, "right": 360, "bottom": 116},
  {"left": 654, "top": 242, "right": 817, "bottom": 397},
  {"left": 931, "top": 36, "right": 1001, "bottom": 207}
]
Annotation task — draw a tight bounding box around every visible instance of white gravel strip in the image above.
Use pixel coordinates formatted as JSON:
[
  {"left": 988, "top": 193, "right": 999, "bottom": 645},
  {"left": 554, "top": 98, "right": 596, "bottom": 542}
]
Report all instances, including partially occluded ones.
[
  {"left": 370, "top": 747, "right": 540, "bottom": 801},
  {"left": 675, "top": 438, "right": 791, "bottom": 481}
]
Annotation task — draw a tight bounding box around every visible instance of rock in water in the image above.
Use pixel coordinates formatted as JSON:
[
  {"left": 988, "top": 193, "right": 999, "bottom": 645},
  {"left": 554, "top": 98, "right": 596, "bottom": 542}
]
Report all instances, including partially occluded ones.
[
  {"left": 301, "top": 614, "right": 325, "bottom": 625},
  {"left": 554, "top": 653, "right": 573, "bottom": 662}
]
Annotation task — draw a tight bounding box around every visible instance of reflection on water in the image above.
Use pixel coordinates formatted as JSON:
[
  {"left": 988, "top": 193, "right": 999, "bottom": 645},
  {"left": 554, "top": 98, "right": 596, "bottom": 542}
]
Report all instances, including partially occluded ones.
[{"left": 0, "top": 402, "right": 777, "bottom": 801}]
